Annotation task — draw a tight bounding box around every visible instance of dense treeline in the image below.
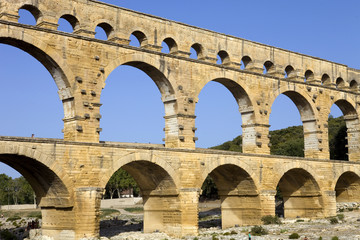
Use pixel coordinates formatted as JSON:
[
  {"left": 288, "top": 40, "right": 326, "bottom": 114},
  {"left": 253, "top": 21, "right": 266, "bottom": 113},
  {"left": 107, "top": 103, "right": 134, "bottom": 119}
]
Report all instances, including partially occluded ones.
[
  {"left": 0, "top": 174, "right": 35, "bottom": 205},
  {"left": 0, "top": 116, "right": 348, "bottom": 202},
  {"left": 211, "top": 116, "right": 347, "bottom": 160}
]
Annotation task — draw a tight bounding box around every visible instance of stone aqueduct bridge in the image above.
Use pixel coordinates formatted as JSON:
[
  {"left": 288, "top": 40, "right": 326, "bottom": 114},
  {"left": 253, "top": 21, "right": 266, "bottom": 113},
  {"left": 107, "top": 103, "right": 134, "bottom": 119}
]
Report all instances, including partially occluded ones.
[{"left": 1, "top": 0, "right": 360, "bottom": 239}]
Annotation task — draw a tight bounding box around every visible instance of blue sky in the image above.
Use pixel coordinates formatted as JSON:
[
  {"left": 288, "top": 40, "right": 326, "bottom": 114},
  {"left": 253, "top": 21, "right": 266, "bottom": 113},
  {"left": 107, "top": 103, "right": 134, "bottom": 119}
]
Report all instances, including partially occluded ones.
[{"left": 1, "top": 0, "right": 359, "bottom": 178}]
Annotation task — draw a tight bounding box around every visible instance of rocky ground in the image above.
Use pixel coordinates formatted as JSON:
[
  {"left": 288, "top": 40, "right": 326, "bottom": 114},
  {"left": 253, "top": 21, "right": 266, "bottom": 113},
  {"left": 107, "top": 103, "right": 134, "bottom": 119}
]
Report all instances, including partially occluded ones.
[{"left": 1, "top": 202, "right": 360, "bottom": 240}]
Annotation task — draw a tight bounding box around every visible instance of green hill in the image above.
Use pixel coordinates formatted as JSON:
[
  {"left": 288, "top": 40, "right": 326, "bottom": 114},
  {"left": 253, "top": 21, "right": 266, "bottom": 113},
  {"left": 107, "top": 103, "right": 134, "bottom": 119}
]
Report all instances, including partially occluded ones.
[{"left": 211, "top": 116, "right": 347, "bottom": 160}]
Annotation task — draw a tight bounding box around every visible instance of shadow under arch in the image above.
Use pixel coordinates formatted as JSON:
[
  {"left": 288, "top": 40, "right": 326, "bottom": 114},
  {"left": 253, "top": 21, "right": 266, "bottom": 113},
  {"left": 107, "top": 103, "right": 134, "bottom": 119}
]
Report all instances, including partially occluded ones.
[
  {"left": 335, "top": 171, "right": 360, "bottom": 203},
  {"left": 329, "top": 98, "right": 359, "bottom": 161},
  {"left": 270, "top": 89, "right": 319, "bottom": 158},
  {"left": 276, "top": 168, "right": 323, "bottom": 218},
  {"left": 200, "top": 163, "right": 261, "bottom": 228},
  {"left": 0, "top": 37, "right": 72, "bottom": 91},
  {"left": 100, "top": 153, "right": 180, "bottom": 235},
  {"left": 0, "top": 147, "right": 75, "bottom": 237}
]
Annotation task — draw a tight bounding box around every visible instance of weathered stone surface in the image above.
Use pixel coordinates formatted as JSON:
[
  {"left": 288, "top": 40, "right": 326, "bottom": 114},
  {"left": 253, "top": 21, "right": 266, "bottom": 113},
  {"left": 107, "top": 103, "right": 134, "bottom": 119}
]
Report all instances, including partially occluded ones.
[{"left": 1, "top": 0, "right": 360, "bottom": 239}]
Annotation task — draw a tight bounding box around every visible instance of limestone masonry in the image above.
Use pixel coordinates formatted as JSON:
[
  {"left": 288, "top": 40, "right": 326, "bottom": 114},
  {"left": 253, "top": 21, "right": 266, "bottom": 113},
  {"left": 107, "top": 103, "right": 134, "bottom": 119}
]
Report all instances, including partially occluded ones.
[{"left": 1, "top": 0, "right": 360, "bottom": 239}]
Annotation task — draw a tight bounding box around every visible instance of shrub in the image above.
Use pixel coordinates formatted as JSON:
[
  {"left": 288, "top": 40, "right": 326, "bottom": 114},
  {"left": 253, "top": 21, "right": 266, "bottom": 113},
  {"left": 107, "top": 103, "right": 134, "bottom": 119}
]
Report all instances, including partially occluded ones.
[
  {"left": 250, "top": 225, "right": 268, "bottom": 236},
  {"left": 289, "top": 233, "right": 300, "bottom": 239},
  {"left": 0, "top": 230, "right": 17, "bottom": 240},
  {"left": 261, "top": 215, "right": 282, "bottom": 225},
  {"left": 295, "top": 219, "right": 304, "bottom": 222},
  {"left": 331, "top": 237, "right": 339, "bottom": 240},
  {"left": 6, "top": 216, "right": 21, "bottom": 222},
  {"left": 348, "top": 208, "right": 354, "bottom": 211},
  {"left": 337, "top": 214, "right": 344, "bottom": 221},
  {"left": 339, "top": 208, "right": 344, "bottom": 212},
  {"left": 329, "top": 217, "right": 339, "bottom": 224},
  {"left": 318, "top": 237, "right": 323, "bottom": 240}
]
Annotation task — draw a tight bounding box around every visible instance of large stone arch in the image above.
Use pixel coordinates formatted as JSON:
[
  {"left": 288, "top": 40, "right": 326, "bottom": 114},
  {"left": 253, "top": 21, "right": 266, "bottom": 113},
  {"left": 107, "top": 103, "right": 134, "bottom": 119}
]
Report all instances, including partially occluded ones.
[
  {"left": 100, "top": 152, "right": 180, "bottom": 234},
  {"left": 104, "top": 53, "right": 176, "bottom": 98},
  {"left": 0, "top": 27, "right": 75, "bottom": 119},
  {"left": 100, "top": 152, "right": 179, "bottom": 190},
  {"left": 327, "top": 96, "right": 359, "bottom": 161},
  {"left": 194, "top": 73, "right": 263, "bottom": 153},
  {"left": 270, "top": 86, "right": 320, "bottom": 158},
  {"left": 274, "top": 166, "right": 324, "bottom": 218},
  {"left": 0, "top": 141, "right": 73, "bottom": 204},
  {"left": 0, "top": 141, "right": 75, "bottom": 239},
  {"left": 334, "top": 171, "right": 360, "bottom": 203},
  {"left": 199, "top": 158, "right": 261, "bottom": 227}
]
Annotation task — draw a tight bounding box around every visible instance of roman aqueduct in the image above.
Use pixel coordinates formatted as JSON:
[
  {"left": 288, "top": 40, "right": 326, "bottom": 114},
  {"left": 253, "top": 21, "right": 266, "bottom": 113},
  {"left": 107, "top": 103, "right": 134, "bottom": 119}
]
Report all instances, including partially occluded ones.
[{"left": 1, "top": 0, "right": 360, "bottom": 239}]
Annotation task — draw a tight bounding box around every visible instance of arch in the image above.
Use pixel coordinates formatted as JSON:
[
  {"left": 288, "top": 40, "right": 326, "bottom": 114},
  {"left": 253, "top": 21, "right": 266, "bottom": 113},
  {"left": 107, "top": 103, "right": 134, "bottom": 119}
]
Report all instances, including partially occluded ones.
[
  {"left": 285, "top": 65, "right": 295, "bottom": 78},
  {"left": 276, "top": 168, "right": 323, "bottom": 218},
  {"left": 130, "top": 30, "right": 148, "bottom": 47},
  {"left": 0, "top": 29, "right": 75, "bottom": 122},
  {"left": 96, "top": 22, "right": 114, "bottom": 40},
  {"left": 217, "top": 50, "right": 230, "bottom": 65},
  {"left": 336, "top": 77, "right": 345, "bottom": 89},
  {"left": 161, "top": 37, "right": 178, "bottom": 54},
  {"left": 200, "top": 163, "right": 261, "bottom": 227},
  {"left": 104, "top": 53, "right": 176, "bottom": 98},
  {"left": 270, "top": 89, "right": 318, "bottom": 157},
  {"left": 321, "top": 74, "right": 330, "bottom": 85},
  {"left": 0, "top": 142, "right": 73, "bottom": 207},
  {"left": 101, "top": 152, "right": 179, "bottom": 190},
  {"left": 333, "top": 99, "right": 357, "bottom": 116},
  {"left": 263, "top": 60, "right": 274, "bottom": 74},
  {"left": 335, "top": 171, "right": 360, "bottom": 203},
  {"left": 190, "top": 43, "right": 205, "bottom": 59},
  {"left": 19, "top": 4, "right": 42, "bottom": 24},
  {"left": 0, "top": 34, "right": 72, "bottom": 91},
  {"left": 59, "top": 14, "right": 80, "bottom": 32},
  {"left": 304, "top": 70, "right": 314, "bottom": 82},
  {"left": 350, "top": 80, "right": 358, "bottom": 90},
  {"left": 241, "top": 56, "right": 252, "bottom": 70}
]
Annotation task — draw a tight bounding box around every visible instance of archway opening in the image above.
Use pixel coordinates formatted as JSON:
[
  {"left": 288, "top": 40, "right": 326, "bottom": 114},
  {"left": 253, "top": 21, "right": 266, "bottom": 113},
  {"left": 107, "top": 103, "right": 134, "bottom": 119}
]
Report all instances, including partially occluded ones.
[
  {"left": 0, "top": 43, "right": 64, "bottom": 139},
  {"left": 328, "top": 104, "right": 347, "bottom": 160},
  {"left": 190, "top": 43, "right": 204, "bottom": 60},
  {"left": 240, "top": 56, "right": 252, "bottom": 70},
  {"left": 269, "top": 93, "right": 307, "bottom": 157},
  {"left": 161, "top": 38, "right": 177, "bottom": 54},
  {"left": 0, "top": 154, "right": 72, "bottom": 237},
  {"left": 304, "top": 70, "right": 314, "bottom": 83},
  {"left": 335, "top": 172, "right": 360, "bottom": 203},
  {"left": 129, "top": 31, "right": 147, "bottom": 47},
  {"left": 199, "top": 164, "right": 260, "bottom": 229},
  {"left": 101, "top": 161, "right": 178, "bottom": 237},
  {"left": 350, "top": 80, "right": 358, "bottom": 91},
  {"left": 95, "top": 23, "right": 113, "bottom": 40},
  {"left": 276, "top": 168, "right": 323, "bottom": 218},
  {"left": 18, "top": 5, "right": 40, "bottom": 25},
  {"left": 284, "top": 65, "right": 295, "bottom": 78},
  {"left": 217, "top": 50, "right": 230, "bottom": 65},
  {"left": 196, "top": 79, "right": 246, "bottom": 150},
  {"left": 100, "top": 63, "right": 173, "bottom": 144},
  {"left": 263, "top": 61, "right": 274, "bottom": 74},
  {"left": 57, "top": 15, "right": 79, "bottom": 33},
  {"left": 321, "top": 74, "right": 330, "bottom": 85}
]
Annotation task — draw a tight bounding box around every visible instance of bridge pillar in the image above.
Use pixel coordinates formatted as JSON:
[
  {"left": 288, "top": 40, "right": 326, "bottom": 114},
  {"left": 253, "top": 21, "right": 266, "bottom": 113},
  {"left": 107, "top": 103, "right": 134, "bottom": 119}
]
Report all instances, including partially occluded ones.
[
  {"left": 220, "top": 193, "right": 262, "bottom": 228},
  {"left": 345, "top": 116, "right": 360, "bottom": 162},
  {"left": 282, "top": 192, "right": 323, "bottom": 218},
  {"left": 164, "top": 113, "right": 196, "bottom": 149},
  {"left": 321, "top": 190, "right": 337, "bottom": 217},
  {"left": 142, "top": 194, "right": 182, "bottom": 236},
  {"left": 259, "top": 190, "right": 276, "bottom": 216},
  {"left": 303, "top": 119, "right": 324, "bottom": 159},
  {"left": 40, "top": 207, "right": 76, "bottom": 240},
  {"left": 178, "top": 188, "right": 200, "bottom": 236},
  {"left": 73, "top": 187, "right": 103, "bottom": 239},
  {"left": 242, "top": 123, "right": 270, "bottom": 154}
]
